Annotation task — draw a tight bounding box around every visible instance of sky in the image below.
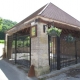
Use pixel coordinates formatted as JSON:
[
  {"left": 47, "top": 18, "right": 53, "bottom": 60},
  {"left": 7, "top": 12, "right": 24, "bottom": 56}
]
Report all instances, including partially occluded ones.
[{"left": 0, "top": 0, "right": 80, "bottom": 22}]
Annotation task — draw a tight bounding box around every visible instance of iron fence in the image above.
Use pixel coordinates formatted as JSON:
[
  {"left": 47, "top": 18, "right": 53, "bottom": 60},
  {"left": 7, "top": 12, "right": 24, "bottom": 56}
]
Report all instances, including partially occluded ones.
[
  {"left": 12, "top": 34, "right": 31, "bottom": 68},
  {"left": 48, "top": 36, "right": 57, "bottom": 71},
  {"left": 49, "top": 35, "right": 80, "bottom": 71}
]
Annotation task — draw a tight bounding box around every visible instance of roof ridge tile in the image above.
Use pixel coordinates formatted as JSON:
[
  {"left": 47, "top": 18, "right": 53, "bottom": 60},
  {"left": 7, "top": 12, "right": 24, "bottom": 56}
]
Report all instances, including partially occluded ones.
[{"left": 38, "top": 2, "right": 50, "bottom": 15}]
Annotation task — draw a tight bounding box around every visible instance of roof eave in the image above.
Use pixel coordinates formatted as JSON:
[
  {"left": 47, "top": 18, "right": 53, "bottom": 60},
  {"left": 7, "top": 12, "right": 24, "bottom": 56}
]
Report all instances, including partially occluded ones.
[
  {"left": 38, "top": 16, "right": 80, "bottom": 31},
  {"left": 6, "top": 16, "right": 39, "bottom": 35},
  {"left": 6, "top": 15, "right": 80, "bottom": 36}
]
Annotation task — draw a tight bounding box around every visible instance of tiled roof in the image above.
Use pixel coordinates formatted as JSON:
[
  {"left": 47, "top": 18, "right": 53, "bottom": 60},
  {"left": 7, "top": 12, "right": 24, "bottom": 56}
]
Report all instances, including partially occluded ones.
[
  {"left": 14, "top": 4, "right": 46, "bottom": 27},
  {"left": 7, "top": 2, "right": 80, "bottom": 32},
  {"left": 39, "top": 3, "right": 80, "bottom": 27}
]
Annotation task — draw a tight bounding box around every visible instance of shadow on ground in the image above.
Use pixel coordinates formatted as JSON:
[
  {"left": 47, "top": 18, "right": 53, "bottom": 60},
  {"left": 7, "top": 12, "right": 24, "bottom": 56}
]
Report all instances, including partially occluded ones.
[{"left": 0, "top": 59, "right": 27, "bottom": 80}]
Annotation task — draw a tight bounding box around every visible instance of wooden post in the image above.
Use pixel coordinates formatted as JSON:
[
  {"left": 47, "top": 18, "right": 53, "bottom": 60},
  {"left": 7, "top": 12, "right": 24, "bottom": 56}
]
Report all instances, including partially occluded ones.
[
  {"left": 15, "top": 34, "right": 17, "bottom": 64},
  {"left": 48, "top": 35, "right": 50, "bottom": 66},
  {"left": 56, "top": 36, "right": 61, "bottom": 70},
  {"left": 75, "top": 40, "right": 77, "bottom": 64}
]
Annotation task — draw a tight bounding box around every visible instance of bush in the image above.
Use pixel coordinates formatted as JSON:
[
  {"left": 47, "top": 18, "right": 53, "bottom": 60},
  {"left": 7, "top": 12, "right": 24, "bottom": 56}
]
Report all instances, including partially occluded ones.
[{"left": 0, "top": 40, "right": 4, "bottom": 43}]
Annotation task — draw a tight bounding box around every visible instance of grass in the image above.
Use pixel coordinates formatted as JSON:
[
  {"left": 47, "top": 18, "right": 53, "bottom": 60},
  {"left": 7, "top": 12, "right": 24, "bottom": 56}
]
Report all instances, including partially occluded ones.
[{"left": 0, "top": 40, "right": 4, "bottom": 44}]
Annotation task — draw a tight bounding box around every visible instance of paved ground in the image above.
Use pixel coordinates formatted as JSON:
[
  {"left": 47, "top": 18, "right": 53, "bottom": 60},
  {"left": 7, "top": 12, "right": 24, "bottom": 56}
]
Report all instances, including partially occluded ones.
[
  {"left": 0, "top": 59, "right": 39, "bottom": 80},
  {"left": 0, "top": 44, "right": 38, "bottom": 80},
  {"left": 44, "top": 64, "right": 80, "bottom": 80},
  {"left": 0, "top": 59, "right": 29, "bottom": 80},
  {"left": 39, "top": 62, "right": 80, "bottom": 80},
  {"left": 46, "top": 69, "right": 80, "bottom": 80},
  {"left": 1, "top": 44, "right": 80, "bottom": 80}
]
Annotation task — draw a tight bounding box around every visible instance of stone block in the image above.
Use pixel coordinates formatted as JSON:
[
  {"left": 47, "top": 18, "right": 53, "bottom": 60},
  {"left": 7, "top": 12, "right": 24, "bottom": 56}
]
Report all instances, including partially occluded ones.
[{"left": 35, "top": 66, "right": 50, "bottom": 77}]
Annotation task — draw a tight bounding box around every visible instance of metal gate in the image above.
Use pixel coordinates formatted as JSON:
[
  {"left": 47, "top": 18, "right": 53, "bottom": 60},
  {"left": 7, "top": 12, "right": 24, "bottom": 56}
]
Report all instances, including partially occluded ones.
[
  {"left": 49, "top": 36, "right": 80, "bottom": 71},
  {"left": 60, "top": 37, "right": 75, "bottom": 68},
  {"left": 48, "top": 36, "right": 57, "bottom": 71},
  {"left": 12, "top": 34, "right": 31, "bottom": 68}
]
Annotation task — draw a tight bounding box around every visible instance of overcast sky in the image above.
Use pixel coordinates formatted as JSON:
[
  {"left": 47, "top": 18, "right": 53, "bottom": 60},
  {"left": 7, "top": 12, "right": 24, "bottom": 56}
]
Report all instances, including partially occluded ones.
[{"left": 0, "top": 0, "right": 80, "bottom": 22}]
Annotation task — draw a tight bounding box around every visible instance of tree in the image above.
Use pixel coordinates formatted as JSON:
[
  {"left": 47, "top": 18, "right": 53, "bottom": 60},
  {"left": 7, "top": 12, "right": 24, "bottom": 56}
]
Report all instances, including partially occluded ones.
[
  {"left": 2, "top": 19, "right": 17, "bottom": 31},
  {"left": 0, "top": 17, "right": 17, "bottom": 39},
  {"left": 0, "top": 18, "right": 3, "bottom": 31}
]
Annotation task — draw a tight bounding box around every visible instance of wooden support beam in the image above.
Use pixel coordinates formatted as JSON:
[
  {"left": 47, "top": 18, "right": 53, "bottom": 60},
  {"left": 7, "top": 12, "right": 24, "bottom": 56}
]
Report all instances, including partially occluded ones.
[
  {"left": 15, "top": 34, "right": 17, "bottom": 64},
  {"left": 57, "top": 36, "right": 61, "bottom": 70},
  {"left": 75, "top": 40, "right": 77, "bottom": 64}
]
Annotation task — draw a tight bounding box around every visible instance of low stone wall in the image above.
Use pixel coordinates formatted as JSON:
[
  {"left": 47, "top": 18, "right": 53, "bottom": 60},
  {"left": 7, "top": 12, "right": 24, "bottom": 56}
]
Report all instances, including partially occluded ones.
[{"left": 12, "top": 47, "right": 30, "bottom": 53}]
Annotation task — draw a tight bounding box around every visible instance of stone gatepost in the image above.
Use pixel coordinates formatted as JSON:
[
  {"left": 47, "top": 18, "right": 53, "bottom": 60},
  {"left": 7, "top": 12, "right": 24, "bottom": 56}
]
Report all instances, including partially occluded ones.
[
  {"left": 5, "top": 34, "right": 8, "bottom": 58},
  {"left": 31, "top": 22, "right": 50, "bottom": 76},
  {"left": 5, "top": 34, "right": 13, "bottom": 59}
]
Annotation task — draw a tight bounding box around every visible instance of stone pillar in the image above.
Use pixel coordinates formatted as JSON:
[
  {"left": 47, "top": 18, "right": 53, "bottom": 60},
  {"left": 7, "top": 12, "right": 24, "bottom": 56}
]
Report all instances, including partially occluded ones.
[
  {"left": 5, "top": 34, "right": 8, "bottom": 58},
  {"left": 31, "top": 22, "right": 50, "bottom": 76},
  {"left": 5, "top": 34, "right": 13, "bottom": 59},
  {"left": 7, "top": 36, "right": 13, "bottom": 59}
]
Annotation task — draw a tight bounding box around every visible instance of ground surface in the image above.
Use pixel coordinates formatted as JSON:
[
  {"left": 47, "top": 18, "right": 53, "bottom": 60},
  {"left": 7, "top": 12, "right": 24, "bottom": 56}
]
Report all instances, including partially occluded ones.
[
  {"left": 0, "top": 44, "right": 80, "bottom": 80},
  {"left": 46, "top": 69, "right": 80, "bottom": 80},
  {"left": 0, "top": 44, "right": 38, "bottom": 80},
  {"left": 0, "top": 44, "right": 27, "bottom": 80},
  {"left": 0, "top": 59, "right": 28, "bottom": 80},
  {"left": 46, "top": 66, "right": 80, "bottom": 80}
]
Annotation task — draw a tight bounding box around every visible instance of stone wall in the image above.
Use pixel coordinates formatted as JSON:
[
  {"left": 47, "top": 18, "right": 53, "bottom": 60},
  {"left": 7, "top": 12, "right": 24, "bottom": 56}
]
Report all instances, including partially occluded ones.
[
  {"left": 31, "top": 22, "right": 50, "bottom": 76},
  {"left": 12, "top": 47, "right": 30, "bottom": 53}
]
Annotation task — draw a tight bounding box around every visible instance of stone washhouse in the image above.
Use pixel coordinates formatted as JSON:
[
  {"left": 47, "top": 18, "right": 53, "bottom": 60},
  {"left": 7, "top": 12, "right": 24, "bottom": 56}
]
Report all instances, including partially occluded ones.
[{"left": 5, "top": 3, "right": 80, "bottom": 76}]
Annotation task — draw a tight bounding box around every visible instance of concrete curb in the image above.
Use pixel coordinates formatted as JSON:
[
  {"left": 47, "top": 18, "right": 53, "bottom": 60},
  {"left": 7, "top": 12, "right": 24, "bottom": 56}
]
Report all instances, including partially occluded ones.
[{"left": 38, "top": 63, "right": 80, "bottom": 79}]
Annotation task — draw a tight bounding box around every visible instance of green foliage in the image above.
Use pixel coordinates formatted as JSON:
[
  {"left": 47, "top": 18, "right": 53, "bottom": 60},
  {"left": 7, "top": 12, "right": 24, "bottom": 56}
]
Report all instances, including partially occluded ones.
[
  {"left": 0, "top": 40, "right": 4, "bottom": 43},
  {"left": 0, "top": 25, "right": 2, "bottom": 31},
  {"left": 2, "top": 19, "right": 17, "bottom": 32},
  {"left": 0, "top": 17, "right": 17, "bottom": 40},
  {"left": 0, "top": 18, "right": 3, "bottom": 31},
  {"left": 47, "top": 27, "right": 62, "bottom": 37},
  {"left": 12, "top": 40, "right": 15, "bottom": 48},
  {"left": 65, "top": 34, "right": 75, "bottom": 42},
  {"left": 0, "top": 18, "right": 2, "bottom": 25},
  {"left": 16, "top": 36, "right": 30, "bottom": 47},
  {"left": 0, "top": 31, "right": 5, "bottom": 40}
]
